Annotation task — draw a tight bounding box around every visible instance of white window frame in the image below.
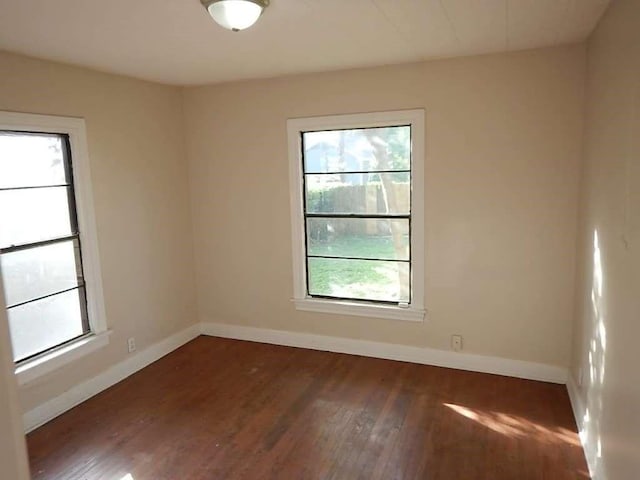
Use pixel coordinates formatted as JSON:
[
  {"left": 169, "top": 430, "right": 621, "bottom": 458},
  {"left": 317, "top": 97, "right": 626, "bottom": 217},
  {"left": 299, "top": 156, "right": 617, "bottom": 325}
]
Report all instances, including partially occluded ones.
[
  {"left": 287, "top": 109, "right": 426, "bottom": 322},
  {"left": 0, "top": 111, "right": 109, "bottom": 385}
]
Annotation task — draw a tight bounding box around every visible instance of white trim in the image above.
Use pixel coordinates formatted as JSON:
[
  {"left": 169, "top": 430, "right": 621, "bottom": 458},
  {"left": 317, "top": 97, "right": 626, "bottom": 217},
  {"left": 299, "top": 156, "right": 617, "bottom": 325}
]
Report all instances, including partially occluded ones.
[
  {"left": 21, "top": 322, "right": 572, "bottom": 437},
  {"left": 200, "top": 321, "right": 568, "bottom": 384},
  {"left": 287, "top": 109, "right": 425, "bottom": 320},
  {"left": 288, "top": 117, "right": 306, "bottom": 303},
  {"left": 22, "top": 324, "right": 200, "bottom": 433},
  {"left": 0, "top": 110, "right": 108, "bottom": 336},
  {"left": 16, "top": 331, "right": 112, "bottom": 386},
  {"left": 566, "top": 374, "right": 585, "bottom": 444},
  {"left": 293, "top": 298, "right": 425, "bottom": 321},
  {"left": 567, "top": 375, "right": 602, "bottom": 480},
  {"left": 66, "top": 117, "right": 108, "bottom": 334}
]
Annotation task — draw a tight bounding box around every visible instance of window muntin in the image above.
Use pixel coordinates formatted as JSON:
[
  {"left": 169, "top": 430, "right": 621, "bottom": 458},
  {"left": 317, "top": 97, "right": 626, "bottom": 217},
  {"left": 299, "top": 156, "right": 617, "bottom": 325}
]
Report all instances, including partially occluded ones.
[
  {"left": 301, "top": 125, "right": 412, "bottom": 305},
  {"left": 0, "top": 131, "right": 90, "bottom": 363}
]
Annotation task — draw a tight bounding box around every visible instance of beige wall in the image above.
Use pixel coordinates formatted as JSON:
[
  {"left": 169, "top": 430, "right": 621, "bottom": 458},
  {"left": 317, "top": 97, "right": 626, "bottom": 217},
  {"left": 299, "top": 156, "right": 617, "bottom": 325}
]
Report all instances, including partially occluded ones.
[
  {"left": 0, "top": 42, "right": 589, "bottom": 441},
  {"left": 0, "top": 289, "right": 30, "bottom": 479},
  {"left": 184, "top": 45, "right": 585, "bottom": 368},
  {"left": 571, "top": 0, "right": 640, "bottom": 477},
  {"left": 0, "top": 51, "right": 198, "bottom": 412}
]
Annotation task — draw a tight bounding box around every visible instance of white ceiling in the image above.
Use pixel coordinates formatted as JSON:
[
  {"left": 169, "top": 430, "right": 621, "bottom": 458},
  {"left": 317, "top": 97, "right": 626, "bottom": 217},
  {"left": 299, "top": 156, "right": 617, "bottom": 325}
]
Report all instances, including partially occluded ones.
[{"left": 0, "top": 0, "right": 610, "bottom": 86}]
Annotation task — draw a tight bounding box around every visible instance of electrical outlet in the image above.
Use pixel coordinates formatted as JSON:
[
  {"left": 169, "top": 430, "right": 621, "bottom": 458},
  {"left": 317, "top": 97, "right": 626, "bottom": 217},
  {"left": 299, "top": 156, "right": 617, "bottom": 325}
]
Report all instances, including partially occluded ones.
[
  {"left": 451, "top": 335, "right": 463, "bottom": 352},
  {"left": 577, "top": 367, "right": 583, "bottom": 387},
  {"left": 127, "top": 337, "right": 136, "bottom": 353}
]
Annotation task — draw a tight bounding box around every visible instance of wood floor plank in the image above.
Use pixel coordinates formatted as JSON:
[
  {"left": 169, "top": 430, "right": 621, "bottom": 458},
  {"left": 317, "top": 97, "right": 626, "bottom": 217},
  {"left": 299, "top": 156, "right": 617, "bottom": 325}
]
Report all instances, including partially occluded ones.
[{"left": 27, "top": 336, "right": 590, "bottom": 480}]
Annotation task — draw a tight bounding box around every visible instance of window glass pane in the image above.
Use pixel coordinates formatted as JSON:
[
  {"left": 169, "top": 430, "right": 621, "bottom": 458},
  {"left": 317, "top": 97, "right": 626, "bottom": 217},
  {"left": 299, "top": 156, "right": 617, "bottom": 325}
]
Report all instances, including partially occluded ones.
[
  {"left": 303, "top": 126, "right": 410, "bottom": 173},
  {"left": 307, "top": 257, "right": 410, "bottom": 303},
  {"left": 0, "top": 240, "right": 81, "bottom": 307},
  {"left": 0, "top": 133, "right": 66, "bottom": 188},
  {"left": 0, "top": 187, "right": 72, "bottom": 248},
  {"left": 307, "top": 218, "right": 409, "bottom": 260},
  {"left": 305, "top": 172, "right": 409, "bottom": 214},
  {"left": 7, "top": 289, "right": 85, "bottom": 362}
]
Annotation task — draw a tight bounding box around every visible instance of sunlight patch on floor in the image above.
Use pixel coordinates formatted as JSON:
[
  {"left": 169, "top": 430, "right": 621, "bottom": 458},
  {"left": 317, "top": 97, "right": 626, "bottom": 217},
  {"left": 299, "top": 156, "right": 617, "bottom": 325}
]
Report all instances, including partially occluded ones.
[{"left": 443, "top": 403, "right": 581, "bottom": 446}]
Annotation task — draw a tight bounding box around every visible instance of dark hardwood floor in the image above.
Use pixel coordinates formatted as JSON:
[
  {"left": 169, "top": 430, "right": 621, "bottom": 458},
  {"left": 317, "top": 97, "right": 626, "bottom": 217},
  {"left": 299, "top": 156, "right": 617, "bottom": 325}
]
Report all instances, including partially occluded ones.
[{"left": 27, "top": 336, "right": 589, "bottom": 480}]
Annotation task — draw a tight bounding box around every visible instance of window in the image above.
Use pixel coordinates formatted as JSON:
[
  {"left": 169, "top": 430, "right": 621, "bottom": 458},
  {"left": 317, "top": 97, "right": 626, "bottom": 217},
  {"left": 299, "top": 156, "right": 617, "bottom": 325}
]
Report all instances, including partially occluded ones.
[
  {"left": 0, "top": 111, "right": 107, "bottom": 383},
  {"left": 288, "top": 110, "right": 425, "bottom": 321}
]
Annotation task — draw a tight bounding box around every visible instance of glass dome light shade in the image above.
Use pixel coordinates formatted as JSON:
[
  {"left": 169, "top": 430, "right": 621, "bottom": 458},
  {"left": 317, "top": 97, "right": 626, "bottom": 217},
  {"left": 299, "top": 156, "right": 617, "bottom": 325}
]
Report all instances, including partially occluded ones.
[{"left": 204, "top": 0, "right": 268, "bottom": 31}]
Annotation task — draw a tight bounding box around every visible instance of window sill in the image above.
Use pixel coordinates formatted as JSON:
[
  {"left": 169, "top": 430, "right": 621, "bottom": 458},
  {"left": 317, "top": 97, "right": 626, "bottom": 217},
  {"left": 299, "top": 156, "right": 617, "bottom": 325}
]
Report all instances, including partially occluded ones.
[
  {"left": 15, "top": 331, "right": 112, "bottom": 386},
  {"left": 293, "top": 298, "right": 426, "bottom": 322}
]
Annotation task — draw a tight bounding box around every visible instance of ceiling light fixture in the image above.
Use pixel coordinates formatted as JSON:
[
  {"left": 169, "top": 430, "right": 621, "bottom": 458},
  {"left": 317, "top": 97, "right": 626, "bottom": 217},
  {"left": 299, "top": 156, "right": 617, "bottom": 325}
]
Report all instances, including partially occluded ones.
[{"left": 201, "top": 0, "right": 269, "bottom": 32}]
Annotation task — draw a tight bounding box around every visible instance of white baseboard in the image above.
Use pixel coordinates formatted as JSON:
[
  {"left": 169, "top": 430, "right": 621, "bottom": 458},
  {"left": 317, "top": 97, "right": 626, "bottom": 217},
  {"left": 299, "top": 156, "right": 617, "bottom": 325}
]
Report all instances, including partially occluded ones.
[
  {"left": 567, "top": 375, "right": 603, "bottom": 480},
  {"left": 566, "top": 374, "right": 586, "bottom": 438},
  {"left": 23, "top": 324, "right": 200, "bottom": 433},
  {"left": 22, "top": 321, "right": 570, "bottom": 435},
  {"left": 200, "top": 321, "right": 568, "bottom": 384}
]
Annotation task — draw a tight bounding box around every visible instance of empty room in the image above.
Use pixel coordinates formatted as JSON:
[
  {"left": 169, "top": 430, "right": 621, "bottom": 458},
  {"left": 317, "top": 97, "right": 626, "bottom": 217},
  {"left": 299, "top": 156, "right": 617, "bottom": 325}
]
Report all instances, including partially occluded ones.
[{"left": 0, "top": 0, "right": 638, "bottom": 479}]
